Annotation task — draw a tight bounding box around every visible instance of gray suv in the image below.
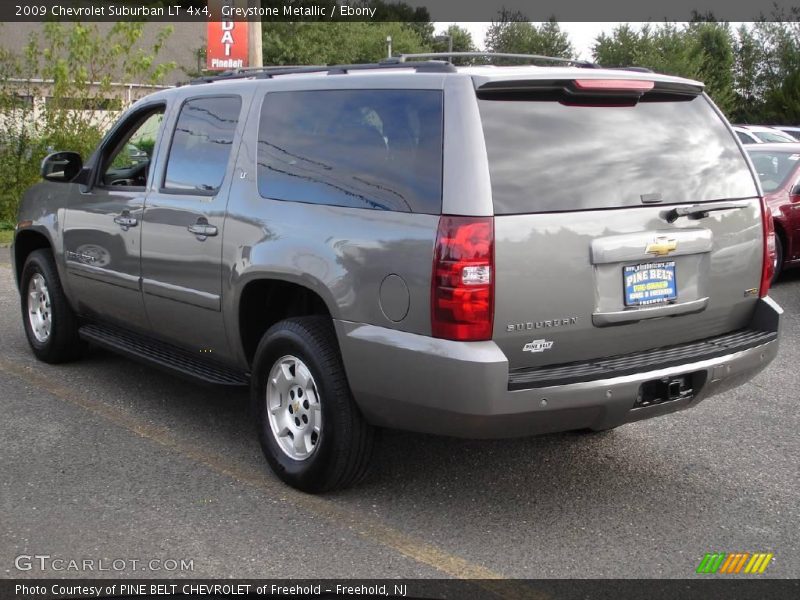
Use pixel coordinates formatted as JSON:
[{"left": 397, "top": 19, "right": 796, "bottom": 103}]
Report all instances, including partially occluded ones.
[{"left": 12, "top": 54, "right": 782, "bottom": 492}]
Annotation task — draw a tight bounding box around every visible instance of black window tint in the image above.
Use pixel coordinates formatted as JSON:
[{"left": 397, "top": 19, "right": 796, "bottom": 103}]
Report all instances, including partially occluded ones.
[
  {"left": 164, "top": 96, "right": 241, "bottom": 192},
  {"left": 257, "top": 90, "right": 443, "bottom": 213},
  {"left": 479, "top": 94, "right": 758, "bottom": 214}
]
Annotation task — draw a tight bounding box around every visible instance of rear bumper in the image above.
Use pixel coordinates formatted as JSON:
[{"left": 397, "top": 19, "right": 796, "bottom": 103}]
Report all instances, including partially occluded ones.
[{"left": 335, "top": 297, "right": 782, "bottom": 438}]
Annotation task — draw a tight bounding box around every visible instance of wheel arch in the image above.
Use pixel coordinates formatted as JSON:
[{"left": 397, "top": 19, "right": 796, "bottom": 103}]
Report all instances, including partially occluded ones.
[
  {"left": 237, "top": 277, "right": 335, "bottom": 368},
  {"left": 13, "top": 228, "right": 53, "bottom": 287}
]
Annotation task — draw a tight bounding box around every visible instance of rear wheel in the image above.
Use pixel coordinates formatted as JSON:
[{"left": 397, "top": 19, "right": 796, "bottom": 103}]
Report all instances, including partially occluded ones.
[
  {"left": 20, "top": 249, "right": 84, "bottom": 363},
  {"left": 251, "top": 316, "right": 375, "bottom": 493}
]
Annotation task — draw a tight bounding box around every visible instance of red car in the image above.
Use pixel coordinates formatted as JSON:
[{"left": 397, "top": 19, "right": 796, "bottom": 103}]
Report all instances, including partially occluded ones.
[{"left": 746, "top": 143, "right": 800, "bottom": 279}]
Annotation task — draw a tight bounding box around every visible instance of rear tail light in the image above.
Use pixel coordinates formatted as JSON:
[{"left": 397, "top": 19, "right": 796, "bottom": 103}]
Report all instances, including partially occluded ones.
[
  {"left": 760, "top": 197, "right": 777, "bottom": 297},
  {"left": 431, "top": 216, "right": 494, "bottom": 341}
]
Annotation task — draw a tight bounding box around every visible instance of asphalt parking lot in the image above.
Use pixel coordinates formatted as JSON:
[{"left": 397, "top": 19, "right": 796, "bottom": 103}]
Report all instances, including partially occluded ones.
[{"left": 1, "top": 246, "right": 798, "bottom": 581}]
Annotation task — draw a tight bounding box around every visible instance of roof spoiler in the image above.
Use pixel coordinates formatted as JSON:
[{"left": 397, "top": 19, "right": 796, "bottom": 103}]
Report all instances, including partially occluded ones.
[{"left": 477, "top": 78, "right": 704, "bottom": 98}]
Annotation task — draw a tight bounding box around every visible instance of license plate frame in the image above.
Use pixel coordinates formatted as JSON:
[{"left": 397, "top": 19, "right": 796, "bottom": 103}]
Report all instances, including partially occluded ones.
[{"left": 623, "top": 261, "right": 677, "bottom": 307}]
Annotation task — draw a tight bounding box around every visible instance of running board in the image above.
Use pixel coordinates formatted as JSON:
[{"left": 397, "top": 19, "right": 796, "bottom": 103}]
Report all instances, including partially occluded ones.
[{"left": 79, "top": 323, "right": 249, "bottom": 386}]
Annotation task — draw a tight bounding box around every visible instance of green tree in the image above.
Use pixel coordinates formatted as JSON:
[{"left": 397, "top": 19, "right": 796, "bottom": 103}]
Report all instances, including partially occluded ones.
[
  {"left": 732, "top": 24, "right": 763, "bottom": 121},
  {"left": 594, "top": 23, "right": 701, "bottom": 77},
  {"left": 485, "top": 13, "right": 574, "bottom": 61},
  {"left": 262, "top": 21, "right": 430, "bottom": 65},
  {"left": 728, "top": 19, "right": 800, "bottom": 123},
  {"left": 763, "top": 70, "right": 800, "bottom": 122},
  {"left": 686, "top": 21, "right": 735, "bottom": 114},
  {"left": 592, "top": 23, "right": 644, "bottom": 67},
  {"left": 259, "top": 1, "right": 434, "bottom": 64},
  {"left": 0, "top": 22, "right": 175, "bottom": 222},
  {"left": 432, "top": 24, "right": 477, "bottom": 64},
  {"left": 755, "top": 20, "right": 800, "bottom": 124}
]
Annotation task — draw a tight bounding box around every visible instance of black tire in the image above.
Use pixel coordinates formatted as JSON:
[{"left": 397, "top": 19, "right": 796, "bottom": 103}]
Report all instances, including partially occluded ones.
[
  {"left": 772, "top": 235, "right": 783, "bottom": 283},
  {"left": 20, "top": 249, "right": 85, "bottom": 363},
  {"left": 251, "top": 316, "right": 375, "bottom": 493}
]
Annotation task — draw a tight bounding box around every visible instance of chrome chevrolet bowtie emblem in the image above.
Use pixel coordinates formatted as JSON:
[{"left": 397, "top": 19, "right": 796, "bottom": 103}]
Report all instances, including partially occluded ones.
[{"left": 646, "top": 237, "right": 678, "bottom": 256}]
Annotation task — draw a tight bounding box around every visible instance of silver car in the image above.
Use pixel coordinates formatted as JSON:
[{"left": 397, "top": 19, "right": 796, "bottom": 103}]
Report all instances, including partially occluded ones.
[{"left": 12, "top": 54, "right": 782, "bottom": 492}]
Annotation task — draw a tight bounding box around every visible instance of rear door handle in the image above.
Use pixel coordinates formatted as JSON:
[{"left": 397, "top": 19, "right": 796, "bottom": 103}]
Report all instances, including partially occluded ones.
[{"left": 187, "top": 219, "right": 218, "bottom": 239}]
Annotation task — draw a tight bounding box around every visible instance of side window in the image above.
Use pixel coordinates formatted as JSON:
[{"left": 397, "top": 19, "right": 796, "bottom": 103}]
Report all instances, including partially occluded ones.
[
  {"left": 163, "top": 96, "right": 242, "bottom": 193},
  {"left": 257, "top": 89, "right": 443, "bottom": 213},
  {"left": 736, "top": 131, "right": 754, "bottom": 144},
  {"left": 101, "top": 107, "right": 165, "bottom": 188}
]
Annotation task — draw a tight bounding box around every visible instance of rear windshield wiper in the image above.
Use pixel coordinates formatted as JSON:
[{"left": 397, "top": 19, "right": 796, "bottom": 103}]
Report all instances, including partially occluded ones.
[{"left": 664, "top": 202, "right": 748, "bottom": 223}]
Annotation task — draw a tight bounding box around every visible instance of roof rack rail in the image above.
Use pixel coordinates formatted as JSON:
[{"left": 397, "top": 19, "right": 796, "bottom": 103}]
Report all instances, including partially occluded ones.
[
  {"left": 386, "top": 52, "right": 599, "bottom": 69},
  {"left": 190, "top": 60, "right": 456, "bottom": 84}
]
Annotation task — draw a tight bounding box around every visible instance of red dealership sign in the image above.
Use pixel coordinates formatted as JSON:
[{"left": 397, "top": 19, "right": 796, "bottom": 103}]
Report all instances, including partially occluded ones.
[{"left": 207, "top": 5, "right": 249, "bottom": 70}]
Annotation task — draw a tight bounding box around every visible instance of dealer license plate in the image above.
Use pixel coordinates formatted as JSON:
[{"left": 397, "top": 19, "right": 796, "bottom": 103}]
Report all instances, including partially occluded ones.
[{"left": 623, "top": 261, "right": 677, "bottom": 307}]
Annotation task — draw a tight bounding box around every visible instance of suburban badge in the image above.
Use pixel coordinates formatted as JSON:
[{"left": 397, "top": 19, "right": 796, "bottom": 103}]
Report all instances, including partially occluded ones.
[{"left": 506, "top": 317, "right": 578, "bottom": 332}]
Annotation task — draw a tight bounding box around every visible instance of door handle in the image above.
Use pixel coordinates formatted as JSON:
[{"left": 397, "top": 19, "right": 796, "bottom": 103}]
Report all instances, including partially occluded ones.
[
  {"left": 113, "top": 213, "right": 138, "bottom": 230},
  {"left": 187, "top": 219, "right": 218, "bottom": 239}
]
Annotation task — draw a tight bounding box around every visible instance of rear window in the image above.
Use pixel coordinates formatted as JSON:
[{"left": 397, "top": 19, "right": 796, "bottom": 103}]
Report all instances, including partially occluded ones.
[
  {"left": 479, "top": 93, "right": 758, "bottom": 214},
  {"left": 748, "top": 150, "right": 800, "bottom": 193},
  {"left": 257, "top": 89, "right": 443, "bottom": 213}
]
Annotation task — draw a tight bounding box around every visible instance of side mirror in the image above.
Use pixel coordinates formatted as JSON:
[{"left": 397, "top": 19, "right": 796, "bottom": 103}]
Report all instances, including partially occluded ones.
[
  {"left": 790, "top": 182, "right": 800, "bottom": 197},
  {"left": 41, "top": 151, "right": 83, "bottom": 182}
]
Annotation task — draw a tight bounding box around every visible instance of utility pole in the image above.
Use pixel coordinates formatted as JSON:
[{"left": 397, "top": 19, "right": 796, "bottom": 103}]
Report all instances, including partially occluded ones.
[
  {"left": 435, "top": 33, "right": 453, "bottom": 63},
  {"left": 386, "top": 36, "right": 392, "bottom": 59},
  {"left": 248, "top": 0, "right": 263, "bottom": 67}
]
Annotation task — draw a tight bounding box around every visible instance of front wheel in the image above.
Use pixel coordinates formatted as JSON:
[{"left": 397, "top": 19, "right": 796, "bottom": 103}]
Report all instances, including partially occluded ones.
[
  {"left": 251, "top": 316, "right": 375, "bottom": 493},
  {"left": 20, "top": 249, "right": 84, "bottom": 363}
]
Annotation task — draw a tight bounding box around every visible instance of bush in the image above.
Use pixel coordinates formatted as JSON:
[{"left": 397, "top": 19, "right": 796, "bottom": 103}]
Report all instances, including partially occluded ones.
[{"left": 0, "top": 22, "right": 175, "bottom": 222}]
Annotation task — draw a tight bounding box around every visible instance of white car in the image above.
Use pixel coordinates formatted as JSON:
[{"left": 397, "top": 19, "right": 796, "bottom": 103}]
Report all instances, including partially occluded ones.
[
  {"left": 733, "top": 125, "right": 797, "bottom": 144},
  {"left": 774, "top": 126, "right": 800, "bottom": 141}
]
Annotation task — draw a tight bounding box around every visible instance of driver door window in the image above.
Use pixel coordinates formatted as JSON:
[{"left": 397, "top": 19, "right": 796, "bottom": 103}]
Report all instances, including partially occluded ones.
[{"left": 101, "top": 108, "right": 165, "bottom": 188}]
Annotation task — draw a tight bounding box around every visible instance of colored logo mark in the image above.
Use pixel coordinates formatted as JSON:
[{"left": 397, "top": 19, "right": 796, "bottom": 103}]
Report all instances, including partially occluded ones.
[
  {"left": 696, "top": 552, "right": 774, "bottom": 574},
  {"left": 645, "top": 237, "right": 678, "bottom": 256}
]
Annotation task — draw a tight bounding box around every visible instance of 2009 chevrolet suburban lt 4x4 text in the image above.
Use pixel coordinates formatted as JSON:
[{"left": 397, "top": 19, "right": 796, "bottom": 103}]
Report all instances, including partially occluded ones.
[{"left": 13, "top": 54, "right": 782, "bottom": 492}]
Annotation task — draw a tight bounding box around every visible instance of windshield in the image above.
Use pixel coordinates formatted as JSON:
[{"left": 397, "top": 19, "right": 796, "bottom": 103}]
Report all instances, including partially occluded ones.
[
  {"left": 748, "top": 149, "right": 800, "bottom": 193},
  {"left": 479, "top": 93, "right": 758, "bottom": 214}
]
